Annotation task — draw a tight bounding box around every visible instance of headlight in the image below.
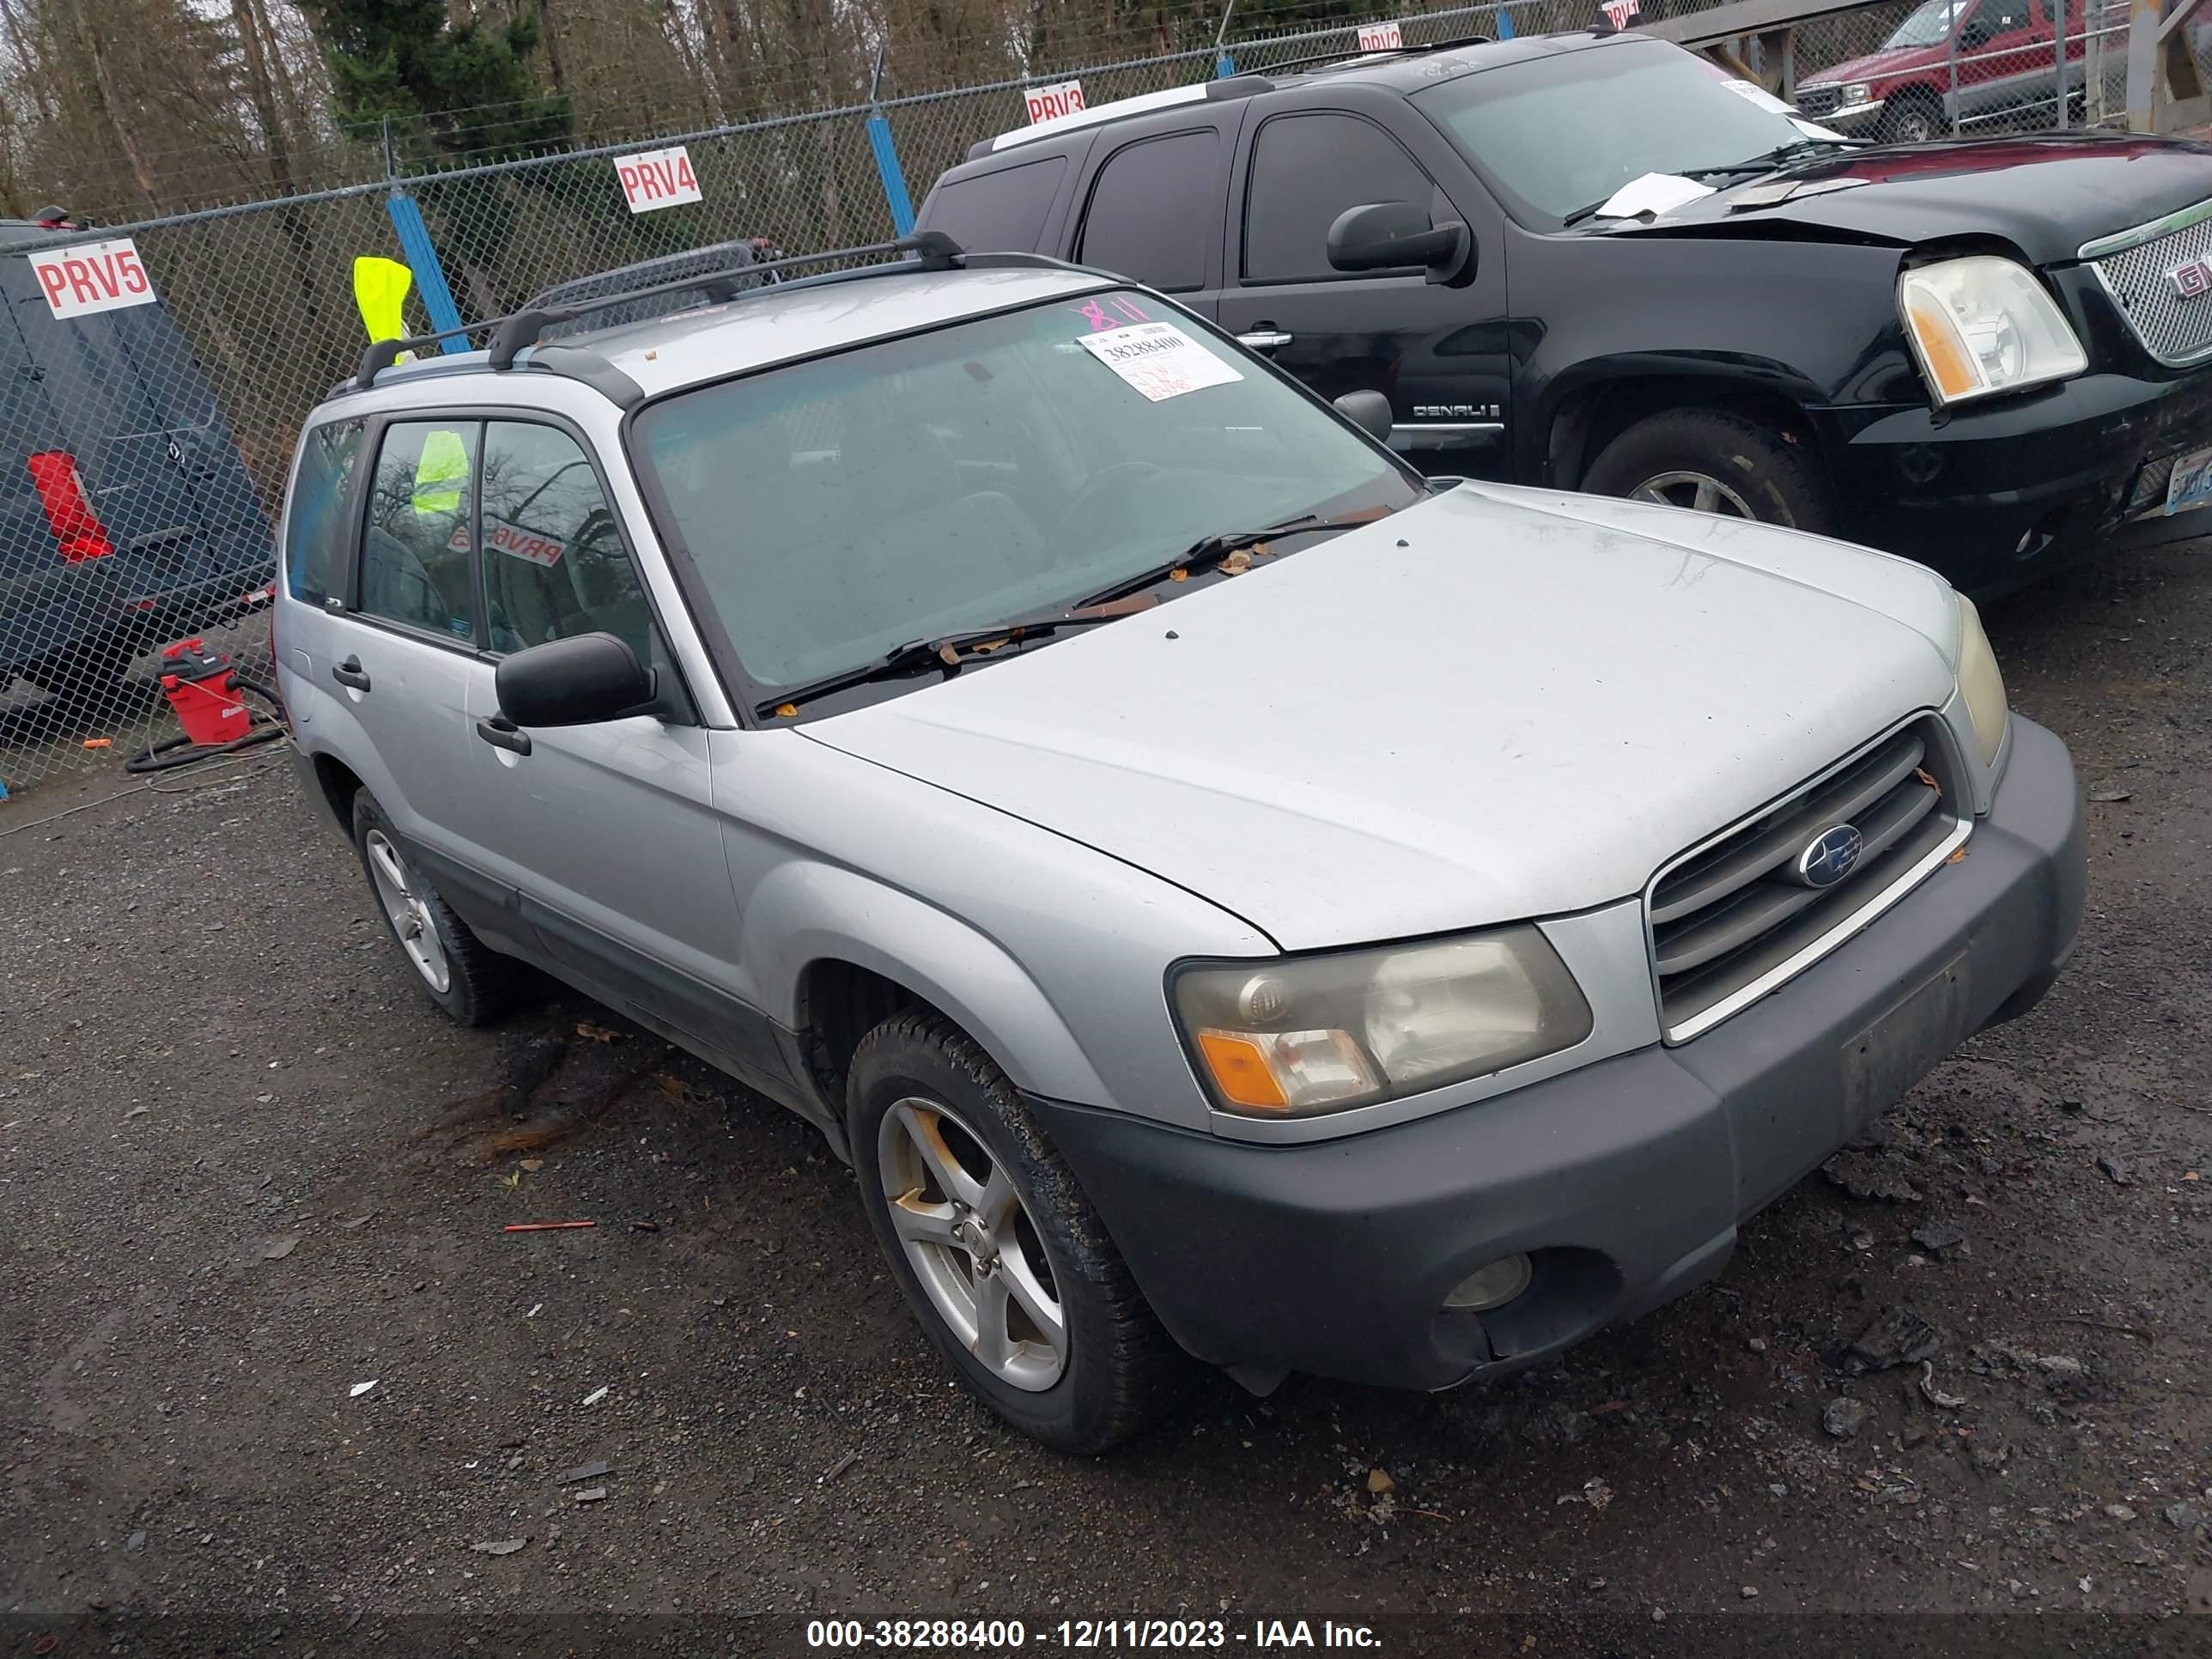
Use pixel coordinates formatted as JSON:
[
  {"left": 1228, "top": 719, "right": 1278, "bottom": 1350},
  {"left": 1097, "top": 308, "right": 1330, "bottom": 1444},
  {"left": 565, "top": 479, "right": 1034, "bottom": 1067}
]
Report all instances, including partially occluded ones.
[
  {"left": 1173, "top": 927, "right": 1594, "bottom": 1118},
  {"left": 1844, "top": 82, "right": 1872, "bottom": 104},
  {"left": 1956, "top": 591, "right": 2009, "bottom": 767},
  {"left": 1899, "top": 255, "right": 2087, "bottom": 409}
]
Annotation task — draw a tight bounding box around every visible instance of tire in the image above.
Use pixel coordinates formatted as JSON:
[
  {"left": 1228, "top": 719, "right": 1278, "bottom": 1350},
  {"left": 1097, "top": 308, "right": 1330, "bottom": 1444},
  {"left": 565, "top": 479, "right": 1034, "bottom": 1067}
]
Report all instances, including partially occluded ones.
[
  {"left": 848, "top": 1012, "right": 1184, "bottom": 1454},
  {"left": 1879, "top": 91, "right": 1943, "bottom": 145},
  {"left": 351, "top": 789, "right": 518, "bottom": 1027},
  {"left": 21, "top": 638, "right": 141, "bottom": 703},
  {"left": 1581, "top": 408, "right": 1834, "bottom": 534}
]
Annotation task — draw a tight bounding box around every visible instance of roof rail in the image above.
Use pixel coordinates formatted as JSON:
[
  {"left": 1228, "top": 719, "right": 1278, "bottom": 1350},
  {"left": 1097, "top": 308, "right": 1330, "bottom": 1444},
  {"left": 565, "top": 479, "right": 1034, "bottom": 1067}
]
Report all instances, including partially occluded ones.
[
  {"left": 979, "top": 76, "right": 1274, "bottom": 156},
  {"left": 1257, "top": 33, "right": 1495, "bottom": 76},
  {"left": 352, "top": 231, "right": 969, "bottom": 392}
]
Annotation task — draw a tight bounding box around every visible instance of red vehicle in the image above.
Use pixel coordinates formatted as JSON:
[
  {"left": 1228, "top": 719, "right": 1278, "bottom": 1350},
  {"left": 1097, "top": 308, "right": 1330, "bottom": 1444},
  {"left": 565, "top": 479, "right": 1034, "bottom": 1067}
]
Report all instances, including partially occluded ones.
[{"left": 1796, "top": 0, "right": 2095, "bottom": 144}]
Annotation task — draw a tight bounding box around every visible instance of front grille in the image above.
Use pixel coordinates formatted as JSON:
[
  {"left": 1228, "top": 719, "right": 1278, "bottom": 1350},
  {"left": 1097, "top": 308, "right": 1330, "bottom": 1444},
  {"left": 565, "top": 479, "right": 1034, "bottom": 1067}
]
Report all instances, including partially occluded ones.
[
  {"left": 1796, "top": 85, "right": 1844, "bottom": 118},
  {"left": 1650, "top": 720, "right": 1969, "bottom": 1041},
  {"left": 2088, "top": 198, "right": 2212, "bottom": 367}
]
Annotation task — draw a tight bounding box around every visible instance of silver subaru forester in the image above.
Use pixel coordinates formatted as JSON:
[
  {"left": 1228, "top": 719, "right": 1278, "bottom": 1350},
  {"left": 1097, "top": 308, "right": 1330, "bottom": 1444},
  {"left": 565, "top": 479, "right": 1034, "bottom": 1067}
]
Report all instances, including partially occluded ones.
[{"left": 275, "top": 235, "right": 2084, "bottom": 1452}]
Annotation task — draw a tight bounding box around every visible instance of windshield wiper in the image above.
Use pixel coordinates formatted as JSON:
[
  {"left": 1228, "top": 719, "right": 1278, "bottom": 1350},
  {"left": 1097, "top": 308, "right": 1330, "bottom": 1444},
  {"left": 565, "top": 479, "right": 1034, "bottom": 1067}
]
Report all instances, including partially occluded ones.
[
  {"left": 1076, "top": 513, "right": 1350, "bottom": 608},
  {"left": 1680, "top": 137, "right": 1866, "bottom": 180},
  {"left": 1564, "top": 138, "right": 1867, "bottom": 228},
  {"left": 761, "top": 605, "right": 1140, "bottom": 716}
]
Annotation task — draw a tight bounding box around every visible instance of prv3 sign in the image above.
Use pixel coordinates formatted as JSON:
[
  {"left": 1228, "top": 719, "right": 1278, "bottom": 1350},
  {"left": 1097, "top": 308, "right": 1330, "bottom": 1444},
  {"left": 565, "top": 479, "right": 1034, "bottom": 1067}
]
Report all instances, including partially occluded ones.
[{"left": 1025, "top": 81, "right": 1086, "bottom": 125}]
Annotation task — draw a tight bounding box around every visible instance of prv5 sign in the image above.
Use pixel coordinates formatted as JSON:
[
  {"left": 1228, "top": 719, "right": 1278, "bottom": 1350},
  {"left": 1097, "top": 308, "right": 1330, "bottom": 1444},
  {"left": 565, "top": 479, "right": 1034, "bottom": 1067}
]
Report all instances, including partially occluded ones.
[
  {"left": 617, "top": 145, "right": 703, "bottom": 214},
  {"left": 28, "top": 238, "right": 156, "bottom": 319}
]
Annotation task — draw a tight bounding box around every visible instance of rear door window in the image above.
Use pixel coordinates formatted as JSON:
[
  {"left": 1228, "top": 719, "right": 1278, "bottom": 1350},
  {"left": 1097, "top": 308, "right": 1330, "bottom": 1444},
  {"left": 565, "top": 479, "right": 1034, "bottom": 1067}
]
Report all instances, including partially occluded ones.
[
  {"left": 1243, "top": 113, "right": 1446, "bottom": 284},
  {"left": 478, "top": 420, "right": 652, "bottom": 661},
  {"left": 922, "top": 155, "right": 1068, "bottom": 252},
  {"left": 1074, "top": 130, "right": 1220, "bottom": 293},
  {"left": 283, "top": 419, "right": 364, "bottom": 608},
  {"left": 357, "top": 420, "right": 479, "bottom": 642}
]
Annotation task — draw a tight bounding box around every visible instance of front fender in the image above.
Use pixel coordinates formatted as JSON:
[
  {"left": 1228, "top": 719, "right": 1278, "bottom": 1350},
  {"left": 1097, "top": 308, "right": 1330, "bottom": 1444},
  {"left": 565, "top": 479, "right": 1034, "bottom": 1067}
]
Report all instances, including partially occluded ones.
[
  {"left": 1506, "top": 223, "right": 1913, "bottom": 482},
  {"left": 745, "top": 859, "right": 1113, "bottom": 1108}
]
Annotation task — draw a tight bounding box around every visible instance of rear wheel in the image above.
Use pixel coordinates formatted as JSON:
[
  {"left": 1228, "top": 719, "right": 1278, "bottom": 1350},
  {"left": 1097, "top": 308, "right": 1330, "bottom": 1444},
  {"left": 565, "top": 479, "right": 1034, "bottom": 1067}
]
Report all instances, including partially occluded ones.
[
  {"left": 21, "top": 639, "right": 141, "bottom": 704},
  {"left": 848, "top": 1012, "right": 1184, "bottom": 1453},
  {"left": 351, "top": 789, "right": 519, "bottom": 1026},
  {"left": 1581, "top": 408, "right": 1834, "bottom": 534}
]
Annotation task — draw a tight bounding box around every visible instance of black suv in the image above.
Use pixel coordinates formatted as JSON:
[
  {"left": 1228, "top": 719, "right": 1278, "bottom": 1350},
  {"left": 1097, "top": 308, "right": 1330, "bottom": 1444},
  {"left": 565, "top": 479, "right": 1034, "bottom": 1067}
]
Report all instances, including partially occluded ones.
[
  {"left": 919, "top": 30, "right": 2212, "bottom": 595},
  {"left": 0, "top": 216, "right": 271, "bottom": 702}
]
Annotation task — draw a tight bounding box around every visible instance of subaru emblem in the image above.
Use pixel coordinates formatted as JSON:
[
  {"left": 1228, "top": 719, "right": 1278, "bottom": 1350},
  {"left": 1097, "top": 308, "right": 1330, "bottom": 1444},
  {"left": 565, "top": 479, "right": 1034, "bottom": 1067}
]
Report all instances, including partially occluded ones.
[{"left": 1796, "top": 824, "right": 1864, "bottom": 889}]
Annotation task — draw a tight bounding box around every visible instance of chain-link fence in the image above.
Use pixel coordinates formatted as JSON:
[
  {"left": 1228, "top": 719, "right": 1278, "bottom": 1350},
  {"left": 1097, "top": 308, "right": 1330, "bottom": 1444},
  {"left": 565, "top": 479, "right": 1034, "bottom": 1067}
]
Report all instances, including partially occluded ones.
[{"left": 0, "top": 0, "right": 2184, "bottom": 796}]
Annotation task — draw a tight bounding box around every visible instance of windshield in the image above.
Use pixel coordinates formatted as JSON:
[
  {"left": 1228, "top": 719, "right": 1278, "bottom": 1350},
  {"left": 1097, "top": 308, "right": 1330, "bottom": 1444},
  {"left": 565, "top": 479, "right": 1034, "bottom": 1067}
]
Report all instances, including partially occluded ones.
[
  {"left": 1413, "top": 40, "right": 1826, "bottom": 222},
  {"left": 631, "top": 290, "right": 1416, "bottom": 693},
  {"left": 1884, "top": 0, "right": 1968, "bottom": 46}
]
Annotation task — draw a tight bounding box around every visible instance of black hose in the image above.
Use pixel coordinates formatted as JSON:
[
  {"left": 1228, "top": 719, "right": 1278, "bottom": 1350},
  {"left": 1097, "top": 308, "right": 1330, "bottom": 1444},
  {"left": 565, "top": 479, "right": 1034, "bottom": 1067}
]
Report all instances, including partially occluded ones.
[{"left": 124, "top": 722, "right": 283, "bottom": 774}]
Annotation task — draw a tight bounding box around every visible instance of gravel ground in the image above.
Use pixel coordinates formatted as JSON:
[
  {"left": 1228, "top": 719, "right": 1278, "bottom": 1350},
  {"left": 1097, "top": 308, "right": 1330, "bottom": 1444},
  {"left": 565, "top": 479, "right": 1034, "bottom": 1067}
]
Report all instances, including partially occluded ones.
[{"left": 3, "top": 547, "right": 2211, "bottom": 1654}]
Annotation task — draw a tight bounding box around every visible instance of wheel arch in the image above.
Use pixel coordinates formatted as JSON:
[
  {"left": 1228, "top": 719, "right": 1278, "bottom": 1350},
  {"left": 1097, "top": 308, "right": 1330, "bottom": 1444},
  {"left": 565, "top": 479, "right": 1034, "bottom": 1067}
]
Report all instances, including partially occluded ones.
[
  {"left": 1542, "top": 364, "right": 1834, "bottom": 499},
  {"left": 756, "top": 863, "right": 1114, "bottom": 1128}
]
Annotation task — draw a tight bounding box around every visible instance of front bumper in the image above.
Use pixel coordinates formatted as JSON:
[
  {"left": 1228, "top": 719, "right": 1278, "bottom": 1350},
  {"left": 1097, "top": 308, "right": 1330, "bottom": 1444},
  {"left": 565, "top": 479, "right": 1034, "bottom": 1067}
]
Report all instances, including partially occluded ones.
[
  {"left": 1819, "top": 369, "right": 2212, "bottom": 596},
  {"left": 1030, "top": 717, "right": 2083, "bottom": 1393},
  {"left": 1806, "top": 97, "right": 1886, "bottom": 136}
]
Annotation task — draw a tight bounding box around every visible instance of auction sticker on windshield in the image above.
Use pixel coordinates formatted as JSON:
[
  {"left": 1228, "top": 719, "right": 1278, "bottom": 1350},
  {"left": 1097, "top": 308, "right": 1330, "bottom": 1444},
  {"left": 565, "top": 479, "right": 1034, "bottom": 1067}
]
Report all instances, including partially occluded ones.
[
  {"left": 2166, "top": 444, "right": 2212, "bottom": 515},
  {"left": 1078, "top": 322, "right": 1243, "bottom": 402}
]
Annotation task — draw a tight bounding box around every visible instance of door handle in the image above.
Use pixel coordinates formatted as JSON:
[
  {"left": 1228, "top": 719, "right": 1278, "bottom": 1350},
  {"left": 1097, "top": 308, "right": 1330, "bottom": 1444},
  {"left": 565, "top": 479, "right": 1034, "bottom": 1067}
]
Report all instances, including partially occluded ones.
[
  {"left": 330, "top": 655, "right": 370, "bottom": 691},
  {"left": 475, "top": 715, "right": 532, "bottom": 757},
  {"left": 1237, "top": 329, "right": 1294, "bottom": 351}
]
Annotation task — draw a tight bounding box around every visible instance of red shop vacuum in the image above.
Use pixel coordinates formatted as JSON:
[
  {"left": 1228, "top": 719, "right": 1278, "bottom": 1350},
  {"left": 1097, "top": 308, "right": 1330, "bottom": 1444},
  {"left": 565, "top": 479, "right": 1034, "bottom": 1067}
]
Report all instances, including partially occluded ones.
[{"left": 125, "top": 638, "right": 284, "bottom": 774}]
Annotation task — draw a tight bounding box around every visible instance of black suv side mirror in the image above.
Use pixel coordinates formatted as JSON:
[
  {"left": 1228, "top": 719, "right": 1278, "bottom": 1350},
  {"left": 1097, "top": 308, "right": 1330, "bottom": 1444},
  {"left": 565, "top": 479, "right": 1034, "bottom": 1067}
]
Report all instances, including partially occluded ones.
[
  {"left": 1327, "top": 201, "right": 1474, "bottom": 286},
  {"left": 1333, "top": 390, "right": 1394, "bottom": 443},
  {"left": 496, "top": 632, "right": 656, "bottom": 727}
]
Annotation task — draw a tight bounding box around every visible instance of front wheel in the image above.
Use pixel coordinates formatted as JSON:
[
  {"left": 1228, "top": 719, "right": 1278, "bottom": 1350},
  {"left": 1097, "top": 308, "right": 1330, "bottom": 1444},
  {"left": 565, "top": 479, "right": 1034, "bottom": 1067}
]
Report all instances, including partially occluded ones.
[
  {"left": 1581, "top": 408, "right": 1833, "bottom": 534},
  {"left": 1880, "top": 92, "right": 1944, "bottom": 145},
  {"left": 848, "top": 1012, "right": 1183, "bottom": 1453}
]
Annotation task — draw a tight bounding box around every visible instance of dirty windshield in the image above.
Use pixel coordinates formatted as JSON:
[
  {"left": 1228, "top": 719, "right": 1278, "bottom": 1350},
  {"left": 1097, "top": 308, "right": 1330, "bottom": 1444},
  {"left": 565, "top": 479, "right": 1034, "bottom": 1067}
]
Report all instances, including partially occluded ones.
[
  {"left": 1414, "top": 40, "right": 1837, "bottom": 222},
  {"left": 631, "top": 289, "right": 1416, "bottom": 693}
]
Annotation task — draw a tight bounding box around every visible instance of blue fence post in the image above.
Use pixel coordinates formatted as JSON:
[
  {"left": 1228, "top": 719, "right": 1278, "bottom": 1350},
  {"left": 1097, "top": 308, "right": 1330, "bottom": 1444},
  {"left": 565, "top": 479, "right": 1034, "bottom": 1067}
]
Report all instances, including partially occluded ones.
[
  {"left": 380, "top": 118, "right": 465, "bottom": 351},
  {"left": 1215, "top": 0, "right": 1239, "bottom": 75},
  {"left": 866, "top": 113, "right": 916, "bottom": 235},
  {"left": 1495, "top": 2, "right": 1516, "bottom": 39},
  {"left": 866, "top": 48, "right": 916, "bottom": 236}
]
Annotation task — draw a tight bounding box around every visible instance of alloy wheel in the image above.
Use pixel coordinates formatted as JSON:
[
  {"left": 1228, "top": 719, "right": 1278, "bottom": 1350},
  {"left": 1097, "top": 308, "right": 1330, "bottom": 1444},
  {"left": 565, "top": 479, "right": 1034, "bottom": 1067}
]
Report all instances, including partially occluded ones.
[
  {"left": 1631, "top": 469, "right": 1760, "bottom": 519},
  {"left": 878, "top": 1097, "right": 1067, "bottom": 1391},
  {"left": 363, "top": 828, "right": 452, "bottom": 994}
]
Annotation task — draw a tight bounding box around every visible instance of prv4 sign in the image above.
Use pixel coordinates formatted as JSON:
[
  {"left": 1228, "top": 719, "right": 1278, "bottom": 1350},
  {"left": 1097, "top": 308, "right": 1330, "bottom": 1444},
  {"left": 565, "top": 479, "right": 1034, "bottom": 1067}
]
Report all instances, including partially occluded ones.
[
  {"left": 1357, "top": 22, "right": 1404, "bottom": 50},
  {"left": 617, "top": 145, "right": 703, "bottom": 214},
  {"left": 1025, "top": 81, "right": 1086, "bottom": 125},
  {"left": 28, "top": 238, "right": 156, "bottom": 319}
]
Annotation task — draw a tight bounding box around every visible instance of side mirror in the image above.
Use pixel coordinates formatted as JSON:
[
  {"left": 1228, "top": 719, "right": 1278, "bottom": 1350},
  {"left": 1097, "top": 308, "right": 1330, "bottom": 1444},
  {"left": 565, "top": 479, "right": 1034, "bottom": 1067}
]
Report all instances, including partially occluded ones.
[
  {"left": 1327, "top": 201, "right": 1474, "bottom": 285},
  {"left": 1333, "top": 389, "right": 1394, "bottom": 444},
  {"left": 1960, "top": 17, "right": 1994, "bottom": 45},
  {"left": 495, "top": 632, "right": 656, "bottom": 727}
]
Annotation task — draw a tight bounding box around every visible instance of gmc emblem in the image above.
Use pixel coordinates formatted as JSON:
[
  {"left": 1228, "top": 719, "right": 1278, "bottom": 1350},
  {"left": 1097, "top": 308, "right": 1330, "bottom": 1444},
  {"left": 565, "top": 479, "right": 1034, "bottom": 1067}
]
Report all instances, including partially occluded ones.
[{"left": 2168, "top": 257, "right": 2212, "bottom": 298}]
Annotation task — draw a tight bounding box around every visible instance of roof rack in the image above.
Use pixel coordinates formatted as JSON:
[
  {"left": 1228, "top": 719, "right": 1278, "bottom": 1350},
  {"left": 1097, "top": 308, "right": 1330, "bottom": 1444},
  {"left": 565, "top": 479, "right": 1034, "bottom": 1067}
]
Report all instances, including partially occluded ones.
[
  {"left": 1259, "top": 33, "right": 1495, "bottom": 76},
  {"left": 349, "top": 230, "right": 969, "bottom": 393}
]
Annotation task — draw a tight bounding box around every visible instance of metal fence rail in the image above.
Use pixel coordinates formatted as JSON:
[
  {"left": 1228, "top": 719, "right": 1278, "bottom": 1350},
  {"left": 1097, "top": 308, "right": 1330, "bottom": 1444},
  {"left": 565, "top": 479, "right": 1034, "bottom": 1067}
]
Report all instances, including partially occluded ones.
[{"left": 0, "top": 0, "right": 2186, "bottom": 795}]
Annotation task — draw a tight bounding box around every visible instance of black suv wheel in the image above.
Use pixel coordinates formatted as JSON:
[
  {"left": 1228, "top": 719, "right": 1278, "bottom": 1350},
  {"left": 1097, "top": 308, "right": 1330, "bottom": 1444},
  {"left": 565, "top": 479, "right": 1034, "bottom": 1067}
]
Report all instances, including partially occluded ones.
[{"left": 1583, "top": 409, "right": 1834, "bottom": 533}]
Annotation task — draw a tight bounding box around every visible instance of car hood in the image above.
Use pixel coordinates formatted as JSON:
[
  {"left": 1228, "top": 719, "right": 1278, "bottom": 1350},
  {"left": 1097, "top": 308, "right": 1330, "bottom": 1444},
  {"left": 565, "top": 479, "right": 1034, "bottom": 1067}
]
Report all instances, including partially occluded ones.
[
  {"left": 1618, "top": 133, "right": 2212, "bottom": 264},
  {"left": 800, "top": 484, "right": 1961, "bottom": 951}
]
